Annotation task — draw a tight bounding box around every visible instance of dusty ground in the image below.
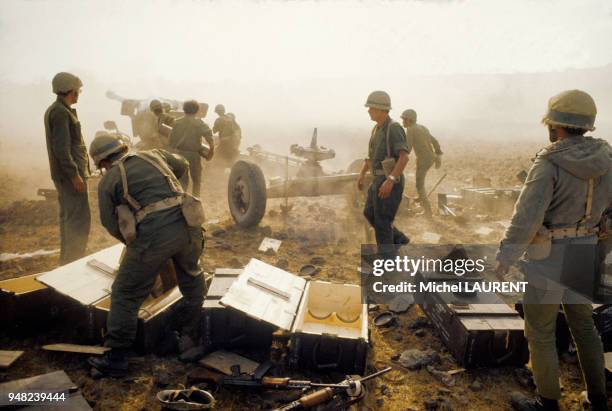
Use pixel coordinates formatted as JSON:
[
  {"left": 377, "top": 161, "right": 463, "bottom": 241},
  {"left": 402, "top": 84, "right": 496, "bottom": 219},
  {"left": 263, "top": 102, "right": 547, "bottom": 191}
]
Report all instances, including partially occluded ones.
[{"left": 0, "top": 140, "right": 605, "bottom": 410}]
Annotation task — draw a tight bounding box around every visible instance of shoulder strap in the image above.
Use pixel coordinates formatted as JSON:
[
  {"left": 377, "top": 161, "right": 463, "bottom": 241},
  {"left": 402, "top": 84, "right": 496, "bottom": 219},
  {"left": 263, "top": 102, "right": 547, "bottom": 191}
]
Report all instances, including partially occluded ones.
[
  {"left": 578, "top": 177, "right": 594, "bottom": 226},
  {"left": 117, "top": 156, "right": 142, "bottom": 210},
  {"left": 134, "top": 152, "right": 184, "bottom": 194}
]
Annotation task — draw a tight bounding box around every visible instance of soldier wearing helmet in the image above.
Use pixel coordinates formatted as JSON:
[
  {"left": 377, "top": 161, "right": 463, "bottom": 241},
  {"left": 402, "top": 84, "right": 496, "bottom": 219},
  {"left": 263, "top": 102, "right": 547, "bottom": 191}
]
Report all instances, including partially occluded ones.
[
  {"left": 358, "top": 91, "right": 411, "bottom": 255},
  {"left": 87, "top": 133, "right": 205, "bottom": 377},
  {"left": 169, "top": 99, "right": 214, "bottom": 197},
  {"left": 495, "top": 90, "right": 610, "bottom": 411},
  {"left": 212, "top": 104, "right": 241, "bottom": 166},
  {"left": 44, "top": 72, "right": 91, "bottom": 264},
  {"left": 400, "top": 109, "right": 442, "bottom": 218}
]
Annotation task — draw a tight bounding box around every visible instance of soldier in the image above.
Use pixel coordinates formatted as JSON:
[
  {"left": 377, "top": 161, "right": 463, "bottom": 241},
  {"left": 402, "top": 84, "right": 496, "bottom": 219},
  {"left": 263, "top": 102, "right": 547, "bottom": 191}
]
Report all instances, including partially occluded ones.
[
  {"left": 495, "top": 90, "right": 611, "bottom": 411},
  {"left": 169, "top": 100, "right": 214, "bottom": 197},
  {"left": 44, "top": 72, "right": 91, "bottom": 265},
  {"left": 213, "top": 104, "right": 241, "bottom": 166},
  {"left": 87, "top": 134, "right": 205, "bottom": 377},
  {"left": 149, "top": 99, "right": 175, "bottom": 148},
  {"left": 400, "top": 109, "right": 442, "bottom": 217},
  {"left": 357, "top": 91, "right": 411, "bottom": 256}
]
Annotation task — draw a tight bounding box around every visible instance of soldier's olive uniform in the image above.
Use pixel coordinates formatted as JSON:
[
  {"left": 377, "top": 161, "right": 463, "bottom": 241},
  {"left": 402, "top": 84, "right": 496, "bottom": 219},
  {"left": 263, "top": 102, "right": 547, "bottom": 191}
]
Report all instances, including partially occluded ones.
[
  {"left": 364, "top": 117, "right": 411, "bottom": 250},
  {"left": 406, "top": 123, "right": 442, "bottom": 215},
  {"left": 497, "top": 135, "right": 612, "bottom": 401},
  {"left": 97, "top": 149, "right": 205, "bottom": 349},
  {"left": 44, "top": 97, "right": 91, "bottom": 264},
  {"left": 213, "top": 115, "right": 240, "bottom": 164},
  {"left": 169, "top": 115, "right": 213, "bottom": 197}
]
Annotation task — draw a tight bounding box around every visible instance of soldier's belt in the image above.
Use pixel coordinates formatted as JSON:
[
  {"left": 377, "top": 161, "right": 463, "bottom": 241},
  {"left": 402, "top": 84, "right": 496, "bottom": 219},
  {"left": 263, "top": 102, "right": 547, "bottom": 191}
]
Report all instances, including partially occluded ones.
[
  {"left": 371, "top": 169, "right": 386, "bottom": 176},
  {"left": 135, "top": 195, "right": 183, "bottom": 223},
  {"left": 549, "top": 226, "right": 597, "bottom": 240}
]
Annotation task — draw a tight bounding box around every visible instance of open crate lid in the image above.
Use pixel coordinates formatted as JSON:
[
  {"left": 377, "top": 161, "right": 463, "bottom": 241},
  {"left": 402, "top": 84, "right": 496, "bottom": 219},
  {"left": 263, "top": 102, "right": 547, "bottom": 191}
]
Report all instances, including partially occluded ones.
[
  {"left": 220, "top": 258, "right": 306, "bottom": 331},
  {"left": 37, "top": 243, "right": 124, "bottom": 305}
]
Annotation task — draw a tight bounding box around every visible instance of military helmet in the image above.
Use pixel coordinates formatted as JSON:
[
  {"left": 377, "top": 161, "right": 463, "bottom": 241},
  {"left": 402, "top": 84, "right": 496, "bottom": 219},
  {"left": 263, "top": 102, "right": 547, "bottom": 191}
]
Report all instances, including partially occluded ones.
[
  {"left": 149, "top": 99, "right": 162, "bottom": 111},
  {"left": 542, "top": 89, "right": 597, "bottom": 131},
  {"left": 89, "top": 133, "right": 127, "bottom": 166},
  {"left": 365, "top": 91, "right": 391, "bottom": 111},
  {"left": 400, "top": 109, "right": 417, "bottom": 122},
  {"left": 214, "top": 104, "right": 226, "bottom": 115},
  {"left": 183, "top": 99, "right": 200, "bottom": 115},
  {"left": 52, "top": 72, "right": 82, "bottom": 94}
]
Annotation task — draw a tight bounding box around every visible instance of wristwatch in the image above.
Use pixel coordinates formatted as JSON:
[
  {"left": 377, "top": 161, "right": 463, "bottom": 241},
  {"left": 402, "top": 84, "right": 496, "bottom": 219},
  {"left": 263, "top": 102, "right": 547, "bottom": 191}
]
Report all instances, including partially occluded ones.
[{"left": 387, "top": 175, "right": 398, "bottom": 183}]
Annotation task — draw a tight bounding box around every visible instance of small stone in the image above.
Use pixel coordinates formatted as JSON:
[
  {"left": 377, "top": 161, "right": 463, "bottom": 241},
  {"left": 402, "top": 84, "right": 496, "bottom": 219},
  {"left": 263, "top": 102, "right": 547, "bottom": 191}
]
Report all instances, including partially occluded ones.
[
  {"left": 310, "top": 256, "right": 326, "bottom": 265},
  {"left": 399, "top": 349, "right": 440, "bottom": 370},
  {"left": 438, "top": 388, "right": 451, "bottom": 395},
  {"left": 380, "top": 384, "right": 389, "bottom": 395},
  {"left": 469, "top": 379, "right": 482, "bottom": 392},
  {"left": 212, "top": 228, "right": 226, "bottom": 237},
  {"left": 260, "top": 226, "right": 273, "bottom": 236},
  {"left": 409, "top": 316, "right": 430, "bottom": 330},
  {"left": 276, "top": 258, "right": 289, "bottom": 270},
  {"left": 415, "top": 329, "right": 426, "bottom": 337},
  {"left": 391, "top": 353, "right": 400, "bottom": 361},
  {"left": 424, "top": 399, "right": 439, "bottom": 410},
  {"left": 514, "top": 368, "right": 535, "bottom": 390}
]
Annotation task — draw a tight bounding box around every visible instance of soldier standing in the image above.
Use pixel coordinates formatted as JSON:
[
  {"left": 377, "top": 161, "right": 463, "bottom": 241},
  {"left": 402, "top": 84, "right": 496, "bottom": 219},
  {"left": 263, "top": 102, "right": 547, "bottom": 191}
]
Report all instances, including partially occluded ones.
[
  {"left": 87, "top": 134, "right": 205, "bottom": 377},
  {"left": 150, "top": 99, "right": 175, "bottom": 147},
  {"left": 358, "top": 91, "right": 411, "bottom": 256},
  {"left": 213, "top": 104, "right": 240, "bottom": 166},
  {"left": 400, "top": 109, "right": 442, "bottom": 217},
  {"left": 44, "top": 72, "right": 91, "bottom": 265},
  {"left": 169, "top": 100, "right": 214, "bottom": 197},
  {"left": 496, "top": 90, "right": 610, "bottom": 411}
]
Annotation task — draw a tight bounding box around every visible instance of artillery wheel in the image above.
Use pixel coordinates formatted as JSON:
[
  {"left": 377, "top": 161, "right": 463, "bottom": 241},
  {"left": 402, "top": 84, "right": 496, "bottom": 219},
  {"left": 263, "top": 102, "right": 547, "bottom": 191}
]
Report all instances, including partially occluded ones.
[{"left": 228, "top": 161, "right": 267, "bottom": 228}]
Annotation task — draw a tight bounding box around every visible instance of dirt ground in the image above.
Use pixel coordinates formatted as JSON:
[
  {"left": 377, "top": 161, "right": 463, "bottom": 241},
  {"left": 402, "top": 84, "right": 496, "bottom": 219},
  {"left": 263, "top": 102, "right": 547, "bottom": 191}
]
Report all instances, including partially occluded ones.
[{"left": 0, "top": 140, "right": 605, "bottom": 410}]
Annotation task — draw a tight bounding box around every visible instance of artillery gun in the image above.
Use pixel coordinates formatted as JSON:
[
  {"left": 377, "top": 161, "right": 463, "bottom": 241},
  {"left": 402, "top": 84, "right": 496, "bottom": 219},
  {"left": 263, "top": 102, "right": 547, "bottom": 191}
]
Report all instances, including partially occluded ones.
[{"left": 228, "top": 128, "right": 365, "bottom": 227}]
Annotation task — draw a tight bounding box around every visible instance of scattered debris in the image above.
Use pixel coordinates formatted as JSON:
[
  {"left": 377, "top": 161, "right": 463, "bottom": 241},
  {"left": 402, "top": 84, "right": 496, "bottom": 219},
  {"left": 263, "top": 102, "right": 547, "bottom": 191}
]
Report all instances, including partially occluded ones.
[
  {"left": 258, "top": 237, "right": 282, "bottom": 253},
  {"left": 415, "top": 329, "right": 426, "bottom": 337},
  {"left": 199, "top": 350, "right": 259, "bottom": 376},
  {"left": 427, "top": 365, "right": 456, "bottom": 387},
  {"left": 373, "top": 311, "right": 397, "bottom": 328},
  {"left": 422, "top": 232, "right": 442, "bottom": 244},
  {"left": 0, "top": 350, "right": 24, "bottom": 369},
  {"left": 276, "top": 258, "right": 289, "bottom": 270},
  {"left": 212, "top": 228, "right": 226, "bottom": 237},
  {"left": 398, "top": 349, "right": 440, "bottom": 370},
  {"left": 0, "top": 249, "right": 59, "bottom": 262},
  {"left": 409, "top": 316, "right": 430, "bottom": 330},
  {"left": 469, "top": 379, "right": 483, "bottom": 391},
  {"left": 310, "top": 256, "right": 326, "bottom": 265},
  {"left": 475, "top": 226, "right": 494, "bottom": 236},
  {"left": 42, "top": 344, "right": 110, "bottom": 355}
]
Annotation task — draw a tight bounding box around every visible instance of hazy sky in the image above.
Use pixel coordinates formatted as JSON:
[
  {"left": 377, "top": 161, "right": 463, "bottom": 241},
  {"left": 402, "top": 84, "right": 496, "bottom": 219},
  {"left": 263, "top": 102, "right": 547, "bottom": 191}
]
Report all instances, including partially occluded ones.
[
  {"left": 1, "top": 0, "right": 611, "bottom": 84},
  {"left": 1, "top": 0, "right": 612, "bottom": 162}
]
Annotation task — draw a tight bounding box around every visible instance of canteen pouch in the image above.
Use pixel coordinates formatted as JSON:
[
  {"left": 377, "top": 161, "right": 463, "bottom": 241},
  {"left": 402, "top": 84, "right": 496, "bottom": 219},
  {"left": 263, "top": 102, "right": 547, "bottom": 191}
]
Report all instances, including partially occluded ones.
[
  {"left": 381, "top": 157, "right": 396, "bottom": 177},
  {"left": 116, "top": 204, "right": 137, "bottom": 244},
  {"left": 181, "top": 194, "right": 206, "bottom": 227},
  {"left": 526, "top": 227, "right": 552, "bottom": 261}
]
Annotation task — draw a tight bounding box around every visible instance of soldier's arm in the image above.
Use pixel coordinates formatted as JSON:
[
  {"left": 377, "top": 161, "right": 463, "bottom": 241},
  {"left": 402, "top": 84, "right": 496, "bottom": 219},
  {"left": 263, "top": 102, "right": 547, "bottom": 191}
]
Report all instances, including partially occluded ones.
[
  {"left": 200, "top": 121, "right": 214, "bottom": 146},
  {"left": 389, "top": 125, "right": 411, "bottom": 176},
  {"left": 496, "top": 156, "right": 555, "bottom": 265},
  {"left": 212, "top": 118, "right": 221, "bottom": 134},
  {"left": 426, "top": 128, "right": 442, "bottom": 155},
  {"left": 156, "top": 149, "right": 190, "bottom": 183},
  {"left": 97, "top": 175, "right": 123, "bottom": 242},
  {"left": 49, "top": 108, "right": 79, "bottom": 178}
]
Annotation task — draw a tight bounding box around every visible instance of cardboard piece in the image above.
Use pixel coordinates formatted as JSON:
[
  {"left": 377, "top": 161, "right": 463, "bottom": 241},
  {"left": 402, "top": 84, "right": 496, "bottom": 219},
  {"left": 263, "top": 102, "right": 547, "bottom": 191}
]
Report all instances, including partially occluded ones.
[
  {"left": 605, "top": 352, "right": 612, "bottom": 373},
  {"left": 42, "top": 344, "right": 110, "bottom": 355},
  {"left": 199, "top": 350, "right": 259, "bottom": 376},
  {"left": 0, "top": 370, "right": 91, "bottom": 410},
  {"left": 258, "top": 237, "right": 282, "bottom": 253},
  {"left": 0, "top": 350, "right": 24, "bottom": 369}
]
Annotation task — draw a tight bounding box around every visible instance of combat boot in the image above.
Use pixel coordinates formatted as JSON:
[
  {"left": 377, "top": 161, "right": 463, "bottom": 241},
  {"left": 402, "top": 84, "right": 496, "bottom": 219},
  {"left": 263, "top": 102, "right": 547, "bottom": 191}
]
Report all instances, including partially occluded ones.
[
  {"left": 587, "top": 393, "right": 609, "bottom": 411},
  {"left": 510, "top": 392, "right": 559, "bottom": 411},
  {"left": 88, "top": 348, "right": 129, "bottom": 377}
]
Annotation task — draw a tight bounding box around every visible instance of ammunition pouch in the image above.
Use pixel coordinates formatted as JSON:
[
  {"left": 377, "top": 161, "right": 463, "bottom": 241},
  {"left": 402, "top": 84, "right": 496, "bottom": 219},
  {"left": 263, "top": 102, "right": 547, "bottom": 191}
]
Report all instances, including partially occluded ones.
[
  {"left": 181, "top": 194, "right": 206, "bottom": 227},
  {"left": 381, "top": 157, "right": 396, "bottom": 177}
]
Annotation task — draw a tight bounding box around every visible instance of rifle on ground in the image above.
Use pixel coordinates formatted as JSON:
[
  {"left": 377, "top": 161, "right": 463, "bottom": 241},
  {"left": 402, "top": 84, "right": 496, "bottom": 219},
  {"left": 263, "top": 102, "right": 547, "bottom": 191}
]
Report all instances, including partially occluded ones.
[{"left": 273, "top": 367, "right": 391, "bottom": 410}]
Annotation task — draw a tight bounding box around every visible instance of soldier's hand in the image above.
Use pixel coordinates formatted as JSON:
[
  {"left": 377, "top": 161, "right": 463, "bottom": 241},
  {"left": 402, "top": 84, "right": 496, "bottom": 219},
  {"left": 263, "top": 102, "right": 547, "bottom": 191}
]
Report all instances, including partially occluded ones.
[
  {"left": 378, "top": 179, "right": 394, "bottom": 199},
  {"left": 357, "top": 174, "right": 365, "bottom": 191},
  {"left": 206, "top": 146, "right": 215, "bottom": 161},
  {"left": 71, "top": 175, "right": 86, "bottom": 193},
  {"left": 434, "top": 155, "right": 442, "bottom": 169},
  {"left": 494, "top": 261, "right": 510, "bottom": 280}
]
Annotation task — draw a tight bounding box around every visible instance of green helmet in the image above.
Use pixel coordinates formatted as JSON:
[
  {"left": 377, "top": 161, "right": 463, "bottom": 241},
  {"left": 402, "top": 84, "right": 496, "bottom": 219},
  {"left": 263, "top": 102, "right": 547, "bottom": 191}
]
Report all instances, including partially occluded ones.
[
  {"left": 149, "top": 99, "right": 162, "bottom": 111},
  {"left": 52, "top": 72, "right": 82, "bottom": 94},
  {"left": 89, "top": 133, "right": 127, "bottom": 166},
  {"left": 400, "top": 109, "right": 417, "bottom": 122},
  {"left": 215, "top": 104, "right": 226, "bottom": 115},
  {"left": 365, "top": 91, "right": 391, "bottom": 110},
  {"left": 542, "top": 89, "right": 597, "bottom": 131}
]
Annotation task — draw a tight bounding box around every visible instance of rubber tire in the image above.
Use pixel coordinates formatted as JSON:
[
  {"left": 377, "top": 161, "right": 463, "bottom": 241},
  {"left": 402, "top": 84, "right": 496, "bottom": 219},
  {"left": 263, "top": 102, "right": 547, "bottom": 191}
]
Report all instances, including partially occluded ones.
[{"left": 228, "top": 160, "right": 267, "bottom": 228}]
